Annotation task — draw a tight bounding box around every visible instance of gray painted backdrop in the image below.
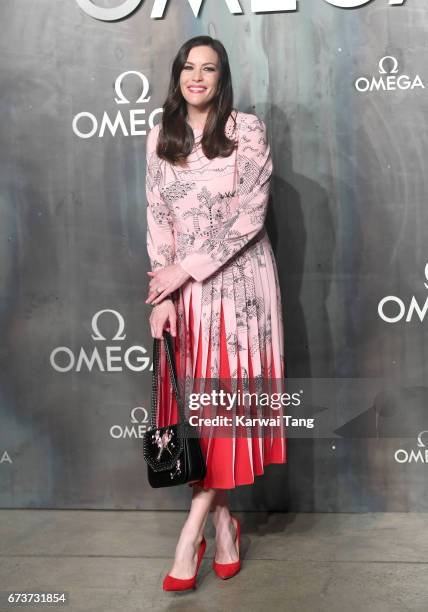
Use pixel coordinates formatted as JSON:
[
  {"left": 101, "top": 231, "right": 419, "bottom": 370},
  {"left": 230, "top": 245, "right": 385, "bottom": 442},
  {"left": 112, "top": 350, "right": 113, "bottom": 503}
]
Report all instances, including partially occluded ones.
[{"left": 1, "top": 0, "right": 427, "bottom": 511}]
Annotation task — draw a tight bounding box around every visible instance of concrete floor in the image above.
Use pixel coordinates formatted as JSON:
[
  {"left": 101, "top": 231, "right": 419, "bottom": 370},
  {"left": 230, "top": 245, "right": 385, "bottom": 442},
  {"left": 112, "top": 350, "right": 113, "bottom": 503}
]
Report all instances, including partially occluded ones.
[{"left": 0, "top": 510, "right": 427, "bottom": 612}]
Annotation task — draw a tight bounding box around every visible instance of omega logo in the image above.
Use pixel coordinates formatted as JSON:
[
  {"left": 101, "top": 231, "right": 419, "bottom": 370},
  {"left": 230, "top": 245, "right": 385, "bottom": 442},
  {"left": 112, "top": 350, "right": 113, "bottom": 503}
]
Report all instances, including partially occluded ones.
[
  {"left": 50, "top": 309, "right": 151, "bottom": 372},
  {"left": 394, "top": 431, "right": 428, "bottom": 464},
  {"left": 72, "top": 71, "right": 161, "bottom": 139},
  {"left": 355, "top": 55, "right": 424, "bottom": 93},
  {"left": 75, "top": 0, "right": 407, "bottom": 22},
  {"left": 378, "top": 265, "right": 428, "bottom": 324},
  {"left": 110, "top": 406, "right": 150, "bottom": 439},
  {"left": 0, "top": 451, "right": 12, "bottom": 464}
]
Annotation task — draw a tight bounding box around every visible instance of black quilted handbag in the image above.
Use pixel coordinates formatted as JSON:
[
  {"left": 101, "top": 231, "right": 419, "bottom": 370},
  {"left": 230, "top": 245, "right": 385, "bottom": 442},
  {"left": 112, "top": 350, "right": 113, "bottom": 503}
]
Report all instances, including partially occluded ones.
[{"left": 142, "top": 330, "right": 207, "bottom": 488}]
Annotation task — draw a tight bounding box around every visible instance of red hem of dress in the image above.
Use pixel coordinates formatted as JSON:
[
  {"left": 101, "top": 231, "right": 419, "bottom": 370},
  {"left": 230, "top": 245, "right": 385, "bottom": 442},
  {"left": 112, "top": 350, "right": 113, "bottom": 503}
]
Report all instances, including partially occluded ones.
[{"left": 187, "top": 459, "right": 286, "bottom": 491}]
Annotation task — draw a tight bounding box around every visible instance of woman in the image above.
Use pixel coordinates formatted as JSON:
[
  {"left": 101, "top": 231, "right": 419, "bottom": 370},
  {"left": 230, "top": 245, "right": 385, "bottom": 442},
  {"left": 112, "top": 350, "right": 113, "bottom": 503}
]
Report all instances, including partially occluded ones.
[{"left": 145, "top": 35, "right": 287, "bottom": 591}]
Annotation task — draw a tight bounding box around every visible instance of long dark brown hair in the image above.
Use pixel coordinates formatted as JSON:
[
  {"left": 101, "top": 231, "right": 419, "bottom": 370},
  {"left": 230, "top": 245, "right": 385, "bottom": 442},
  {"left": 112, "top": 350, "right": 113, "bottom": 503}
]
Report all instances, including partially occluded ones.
[{"left": 156, "top": 36, "right": 238, "bottom": 165}]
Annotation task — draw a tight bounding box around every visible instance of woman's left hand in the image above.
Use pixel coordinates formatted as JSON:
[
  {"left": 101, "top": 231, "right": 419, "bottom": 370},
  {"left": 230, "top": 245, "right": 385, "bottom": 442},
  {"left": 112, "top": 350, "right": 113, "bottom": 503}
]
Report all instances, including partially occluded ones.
[{"left": 146, "top": 263, "right": 191, "bottom": 305}]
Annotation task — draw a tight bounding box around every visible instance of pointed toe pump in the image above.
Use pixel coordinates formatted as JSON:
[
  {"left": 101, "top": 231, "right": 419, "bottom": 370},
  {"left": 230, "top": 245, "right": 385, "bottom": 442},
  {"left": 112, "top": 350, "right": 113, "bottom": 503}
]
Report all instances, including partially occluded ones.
[
  {"left": 212, "top": 515, "right": 241, "bottom": 580},
  {"left": 163, "top": 536, "right": 207, "bottom": 592}
]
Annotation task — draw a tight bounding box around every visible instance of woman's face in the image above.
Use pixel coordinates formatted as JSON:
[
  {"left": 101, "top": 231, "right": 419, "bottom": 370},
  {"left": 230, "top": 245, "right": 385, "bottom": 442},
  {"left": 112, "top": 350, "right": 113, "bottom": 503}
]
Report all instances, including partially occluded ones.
[{"left": 179, "top": 45, "right": 221, "bottom": 113}]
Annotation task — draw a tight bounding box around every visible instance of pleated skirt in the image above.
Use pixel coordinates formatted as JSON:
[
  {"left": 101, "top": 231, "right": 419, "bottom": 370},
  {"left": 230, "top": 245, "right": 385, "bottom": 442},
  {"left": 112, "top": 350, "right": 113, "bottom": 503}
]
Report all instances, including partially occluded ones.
[{"left": 156, "top": 291, "right": 287, "bottom": 491}]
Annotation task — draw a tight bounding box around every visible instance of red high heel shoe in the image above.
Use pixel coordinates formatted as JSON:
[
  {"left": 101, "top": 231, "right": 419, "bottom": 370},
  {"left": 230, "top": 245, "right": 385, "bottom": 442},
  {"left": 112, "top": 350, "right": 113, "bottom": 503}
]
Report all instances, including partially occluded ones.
[
  {"left": 212, "top": 515, "right": 241, "bottom": 579},
  {"left": 163, "top": 536, "right": 207, "bottom": 591}
]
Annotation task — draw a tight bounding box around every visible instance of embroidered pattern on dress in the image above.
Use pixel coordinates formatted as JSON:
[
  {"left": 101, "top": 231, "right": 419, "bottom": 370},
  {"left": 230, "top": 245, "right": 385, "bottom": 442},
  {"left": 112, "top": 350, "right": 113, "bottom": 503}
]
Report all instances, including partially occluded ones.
[{"left": 145, "top": 110, "right": 285, "bottom": 390}]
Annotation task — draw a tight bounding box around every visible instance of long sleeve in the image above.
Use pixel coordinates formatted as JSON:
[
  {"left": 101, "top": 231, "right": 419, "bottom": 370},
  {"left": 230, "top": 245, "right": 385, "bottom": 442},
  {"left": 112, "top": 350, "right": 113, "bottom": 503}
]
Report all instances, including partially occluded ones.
[
  {"left": 179, "top": 114, "right": 273, "bottom": 283},
  {"left": 145, "top": 124, "right": 176, "bottom": 272}
]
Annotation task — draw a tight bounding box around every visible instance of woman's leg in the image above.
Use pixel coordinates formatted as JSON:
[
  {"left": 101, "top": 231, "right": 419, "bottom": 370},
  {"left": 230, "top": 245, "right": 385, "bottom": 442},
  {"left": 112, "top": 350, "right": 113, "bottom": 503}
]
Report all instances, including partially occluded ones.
[
  {"left": 167, "top": 484, "right": 216, "bottom": 579},
  {"left": 210, "top": 489, "right": 239, "bottom": 563}
]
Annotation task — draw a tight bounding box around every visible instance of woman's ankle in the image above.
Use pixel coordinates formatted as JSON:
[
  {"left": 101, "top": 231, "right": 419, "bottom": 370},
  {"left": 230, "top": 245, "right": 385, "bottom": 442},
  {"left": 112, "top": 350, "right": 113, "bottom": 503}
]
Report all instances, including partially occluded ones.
[
  {"left": 180, "top": 520, "right": 205, "bottom": 545},
  {"left": 212, "top": 506, "right": 232, "bottom": 529}
]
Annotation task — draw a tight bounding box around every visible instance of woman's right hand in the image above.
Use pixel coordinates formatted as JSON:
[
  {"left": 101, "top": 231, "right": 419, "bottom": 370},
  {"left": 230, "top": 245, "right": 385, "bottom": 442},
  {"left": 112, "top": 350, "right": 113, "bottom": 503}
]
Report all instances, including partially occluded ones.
[{"left": 149, "top": 299, "right": 177, "bottom": 339}]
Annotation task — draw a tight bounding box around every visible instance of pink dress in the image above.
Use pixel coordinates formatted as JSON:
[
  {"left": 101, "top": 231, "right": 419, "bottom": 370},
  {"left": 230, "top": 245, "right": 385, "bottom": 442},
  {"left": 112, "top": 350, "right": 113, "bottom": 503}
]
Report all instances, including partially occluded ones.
[{"left": 145, "top": 109, "right": 287, "bottom": 489}]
